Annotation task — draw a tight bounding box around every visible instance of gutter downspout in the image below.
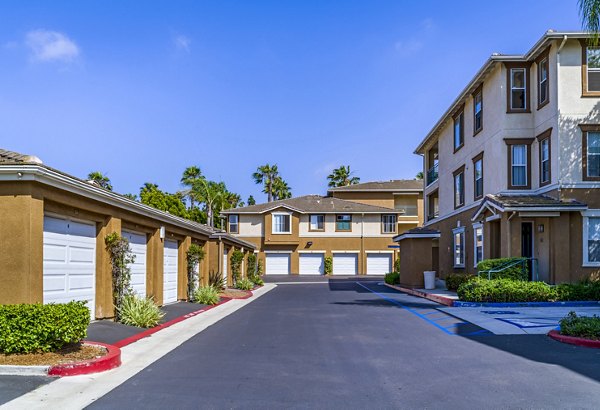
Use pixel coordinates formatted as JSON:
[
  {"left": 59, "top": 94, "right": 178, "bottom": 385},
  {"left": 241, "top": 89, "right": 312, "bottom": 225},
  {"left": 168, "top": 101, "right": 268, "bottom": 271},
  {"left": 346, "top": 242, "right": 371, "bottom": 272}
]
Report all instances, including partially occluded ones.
[{"left": 556, "top": 35, "right": 567, "bottom": 201}]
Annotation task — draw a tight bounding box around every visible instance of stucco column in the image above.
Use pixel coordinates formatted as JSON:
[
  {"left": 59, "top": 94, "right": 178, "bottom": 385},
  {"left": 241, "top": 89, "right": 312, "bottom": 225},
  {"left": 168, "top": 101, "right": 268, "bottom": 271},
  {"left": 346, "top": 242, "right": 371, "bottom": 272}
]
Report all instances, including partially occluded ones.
[
  {"left": 0, "top": 185, "right": 44, "bottom": 305},
  {"left": 95, "top": 215, "right": 122, "bottom": 319},
  {"left": 147, "top": 228, "right": 164, "bottom": 305},
  {"left": 552, "top": 214, "right": 571, "bottom": 283},
  {"left": 179, "top": 236, "right": 192, "bottom": 300}
]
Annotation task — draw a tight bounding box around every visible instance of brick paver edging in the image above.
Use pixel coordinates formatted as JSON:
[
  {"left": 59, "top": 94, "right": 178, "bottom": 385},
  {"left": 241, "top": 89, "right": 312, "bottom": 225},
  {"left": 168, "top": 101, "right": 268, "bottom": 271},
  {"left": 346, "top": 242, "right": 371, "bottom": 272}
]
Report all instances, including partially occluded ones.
[
  {"left": 383, "top": 283, "right": 454, "bottom": 306},
  {"left": 548, "top": 330, "right": 600, "bottom": 349},
  {"left": 48, "top": 341, "right": 121, "bottom": 377},
  {"left": 454, "top": 301, "right": 600, "bottom": 308}
]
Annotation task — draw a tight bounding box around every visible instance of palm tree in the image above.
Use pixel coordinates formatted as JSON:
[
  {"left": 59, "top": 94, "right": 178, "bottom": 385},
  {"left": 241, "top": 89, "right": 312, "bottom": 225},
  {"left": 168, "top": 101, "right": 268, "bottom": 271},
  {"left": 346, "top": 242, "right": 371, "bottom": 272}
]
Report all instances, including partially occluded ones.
[
  {"left": 247, "top": 195, "right": 256, "bottom": 206},
  {"left": 87, "top": 171, "right": 112, "bottom": 191},
  {"left": 327, "top": 165, "right": 360, "bottom": 188},
  {"left": 580, "top": 0, "right": 600, "bottom": 45},
  {"left": 415, "top": 171, "right": 424, "bottom": 180},
  {"left": 180, "top": 166, "right": 204, "bottom": 209},
  {"left": 192, "top": 179, "right": 225, "bottom": 228},
  {"left": 272, "top": 177, "right": 292, "bottom": 200},
  {"left": 253, "top": 164, "right": 279, "bottom": 202},
  {"left": 224, "top": 192, "right": 244, "bottom": 209}
]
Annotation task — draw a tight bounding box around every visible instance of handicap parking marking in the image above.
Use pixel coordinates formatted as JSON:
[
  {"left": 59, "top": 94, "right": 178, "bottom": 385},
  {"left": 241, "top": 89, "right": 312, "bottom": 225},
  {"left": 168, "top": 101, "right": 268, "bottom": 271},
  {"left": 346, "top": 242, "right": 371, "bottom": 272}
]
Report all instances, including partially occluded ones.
[{"left": 496, "top": 317, "right": 563, "bottom": 329}]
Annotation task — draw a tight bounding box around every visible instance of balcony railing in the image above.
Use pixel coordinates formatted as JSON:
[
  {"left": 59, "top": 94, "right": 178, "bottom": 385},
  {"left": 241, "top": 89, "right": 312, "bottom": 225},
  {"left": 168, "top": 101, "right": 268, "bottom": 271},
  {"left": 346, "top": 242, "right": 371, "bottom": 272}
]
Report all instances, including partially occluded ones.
[{"left": 427, "top": 163, "right": 439, "bottom": 185}]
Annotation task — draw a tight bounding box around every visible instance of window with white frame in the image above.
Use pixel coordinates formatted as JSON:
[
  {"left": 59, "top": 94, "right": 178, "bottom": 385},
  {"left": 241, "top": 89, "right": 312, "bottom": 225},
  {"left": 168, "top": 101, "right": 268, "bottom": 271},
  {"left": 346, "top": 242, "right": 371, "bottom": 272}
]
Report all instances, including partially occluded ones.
[
  {"left": 453, "top": 227, "right": 465, "bottom": 268},
  {"left": 228, "top": 215, "right": 239, "bottom": 234},
  {"left": 584, "top": 214, "right": 600, "bottom": 265},
  {"left": 473, "top": 90, "right": 483, "bottom": 134},
  {"left": 510, "top": 68, "right": 527, "bottom": 110},
  {"left": 272, "top": 213, "right": 291, "bottom": 234},
  {"left": 587, "top": 132, "right": 600, "bottom": 178},
  {"left": 474, "top": 224, "right": 484, "bottom": 267},
  {"left": 309, "top": 214, "right": 324, "bottom": 231},
  {"left": 381, "top": 214, "right": 397, "bottom": 233},
  {"left": 538, "top": 57, "right": 549, "bottom": 105},
  {"left": 540, "top": 138, "right": 550, "bottom": 184},
  {"left": 586, "top": 46, "right": 600, "bottom": 92},
  {"left": 511, "top": 145, "right": 528, "bottom": 187}
]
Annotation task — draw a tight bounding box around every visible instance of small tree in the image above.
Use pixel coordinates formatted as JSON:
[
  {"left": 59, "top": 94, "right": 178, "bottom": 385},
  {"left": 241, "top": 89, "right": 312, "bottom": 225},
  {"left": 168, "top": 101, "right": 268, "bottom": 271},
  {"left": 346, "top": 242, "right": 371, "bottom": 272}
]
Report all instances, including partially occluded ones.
[
  {"left": 256, "top": 259, "right": 264, "bottom": 276},
  {"left": 105, "top": 233, "right": 136, "bottom": 321},
  {"left": 394, "top": 256, "right": 401, "bottom": 275},
  {"left": 230, "top": 250, "right": 244, "bottom": 285},
  {"left": 186, "top": 243, "right": 206, "bottom": 300},
  {"left": 247, "top": 253, "right": 257, "bottom": 278},
  {"left": 324, "top": 256, "right": 333, "bottom": 275}
]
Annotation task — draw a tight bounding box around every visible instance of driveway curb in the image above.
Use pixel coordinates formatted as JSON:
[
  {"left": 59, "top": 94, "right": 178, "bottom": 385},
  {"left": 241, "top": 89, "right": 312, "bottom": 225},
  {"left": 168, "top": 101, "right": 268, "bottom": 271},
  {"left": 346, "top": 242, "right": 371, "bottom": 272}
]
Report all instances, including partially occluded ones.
[
  {"left": 454, "top": 301, "right": 600, "bottom": 308},
  {"left": 48, "top": 341, "right": 121, "bottom": 376},
  {"left": 383, "top": 283, "right": 454, "bottom": 306},
  {"left": 548, "top": 330, "right": 600, "bottom": 349}
]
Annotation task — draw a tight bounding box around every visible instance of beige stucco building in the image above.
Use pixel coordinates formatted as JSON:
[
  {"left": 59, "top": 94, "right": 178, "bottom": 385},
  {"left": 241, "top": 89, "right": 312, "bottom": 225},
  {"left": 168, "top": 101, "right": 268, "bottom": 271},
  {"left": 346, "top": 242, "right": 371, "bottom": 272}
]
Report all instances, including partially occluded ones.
[
  {"left": 222, "top": 180, "right": 423, "bottom": 275},
  {"left": 400, "top": 31, "right": 600, "bottom": 286},
  {"left": 0, "top": 150, "right": 255, "bottom": 319}
]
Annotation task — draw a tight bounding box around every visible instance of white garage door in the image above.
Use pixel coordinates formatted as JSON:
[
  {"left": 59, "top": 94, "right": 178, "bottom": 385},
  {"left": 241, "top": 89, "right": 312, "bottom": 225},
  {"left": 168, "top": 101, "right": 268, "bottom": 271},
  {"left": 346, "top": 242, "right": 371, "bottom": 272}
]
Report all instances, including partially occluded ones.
[
  {"left": 265, "top": 253, "right": 291, "bottom": 275},
  {"left": 299, "top": 254, "right": 324, "bottom": 275},
  {"left": 122, "top": 230, "right": 147, "bottom": 298},
  {"left": 367, "top": 254, "right": 392, "bottom": 275},
  {"left": 43, "top": 215, "right": 97, "bottom": 319},
  {"left": 163, "top": 239, "right": 178, "bottom": 304},
  {"left": 332, "top": 253, "right": 358, "bottom": 275}
]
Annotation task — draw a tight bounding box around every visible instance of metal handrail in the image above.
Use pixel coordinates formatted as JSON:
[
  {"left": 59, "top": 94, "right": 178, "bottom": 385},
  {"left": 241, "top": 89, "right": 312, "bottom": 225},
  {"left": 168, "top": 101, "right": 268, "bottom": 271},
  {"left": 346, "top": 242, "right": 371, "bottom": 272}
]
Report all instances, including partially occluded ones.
[
  {"left": 426, "top": 163, "right": 438, "bottom": 185},
  {"left": 478, "top": 258, "right": 538, "bottom": 281}
]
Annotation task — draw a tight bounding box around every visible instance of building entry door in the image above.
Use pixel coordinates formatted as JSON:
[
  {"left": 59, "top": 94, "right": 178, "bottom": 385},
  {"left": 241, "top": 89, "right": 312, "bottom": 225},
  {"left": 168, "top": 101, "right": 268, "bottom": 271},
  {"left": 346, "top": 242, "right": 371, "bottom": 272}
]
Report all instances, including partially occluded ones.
[{"left": 521, "top": 222, "right": 534, "bottom": 280}]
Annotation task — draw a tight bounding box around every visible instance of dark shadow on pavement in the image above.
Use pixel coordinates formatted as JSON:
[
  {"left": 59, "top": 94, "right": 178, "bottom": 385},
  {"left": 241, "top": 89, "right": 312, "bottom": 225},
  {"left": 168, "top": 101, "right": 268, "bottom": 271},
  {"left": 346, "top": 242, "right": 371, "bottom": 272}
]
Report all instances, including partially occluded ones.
[{"left": 0, "top": 375, "right": 54, "bottom": 406}]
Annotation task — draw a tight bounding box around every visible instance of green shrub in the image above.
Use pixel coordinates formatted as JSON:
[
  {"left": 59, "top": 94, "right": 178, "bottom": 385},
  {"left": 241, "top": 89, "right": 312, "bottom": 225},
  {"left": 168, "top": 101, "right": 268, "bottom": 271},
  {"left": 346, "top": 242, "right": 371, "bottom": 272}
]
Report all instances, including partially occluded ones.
[
  {"left": 186, "top": 243, "right": 206, "bottom": 300},
  {"left": 247, "top": 253, "right": 257, "bottom": 277},
  {"left": 209, "top": 270, "right": 226, "bottom": 290},
  {"left": 393, "top": 257, "right": 401, "bottom": 274},
  {"left": 256, "top": 260, "right": 264, "bottom": 276},
  {"left": 236, "top": 278, "right": 254, "bottom": 291},
  {"left": 556, "top": 281, "right": 600, "bottom": 301},
  {"left": 230, "top": 250, "right": 244, "bottom": 285},
  {"left": 250, "top": 275, "right": 264, "bottom": 286},
  {"left": 118, "top": 295, "right": 165, "bottom": 328},
  {"left": 476, "top": 257, "right": 528, "bottom": 281},
  {"left": 0, "top": 301, "right": 90, "bottom": 354},
  {"left": 457, "top": 278, "right": 558, "bottom": 303},
  {"left": 194, "top": 285, "right": 220, "bottom": 305},
  {"left": 385, "top": 271, "right": 400, "bottom": 285},
  {"left": 445, "top": 273, "right": 475, "bottom": 291},
  {"left": 560, "top": 311, "right": 600, "bottom": 340},
  {"left": 324, "top": 256, "right": 333, "bottom": 275}
]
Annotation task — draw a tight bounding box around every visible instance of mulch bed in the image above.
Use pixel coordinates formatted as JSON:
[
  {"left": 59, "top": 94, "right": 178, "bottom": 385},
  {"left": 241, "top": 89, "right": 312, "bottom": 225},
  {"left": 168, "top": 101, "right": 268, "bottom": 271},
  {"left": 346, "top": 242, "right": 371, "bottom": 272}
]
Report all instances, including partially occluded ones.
[
  {"left": 0, "top": 343, "right": 107, "bottom": 366},
  {"left": 219, "top": 288, "right": 252, "bottom": 299}
]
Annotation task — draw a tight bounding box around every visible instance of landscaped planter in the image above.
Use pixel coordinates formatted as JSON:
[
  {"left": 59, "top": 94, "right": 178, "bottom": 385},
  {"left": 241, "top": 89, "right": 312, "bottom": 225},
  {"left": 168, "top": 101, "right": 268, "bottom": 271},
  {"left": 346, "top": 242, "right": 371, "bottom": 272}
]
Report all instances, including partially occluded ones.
[{"left": 453, "top": 301, "right": 600, "bottom": 308}]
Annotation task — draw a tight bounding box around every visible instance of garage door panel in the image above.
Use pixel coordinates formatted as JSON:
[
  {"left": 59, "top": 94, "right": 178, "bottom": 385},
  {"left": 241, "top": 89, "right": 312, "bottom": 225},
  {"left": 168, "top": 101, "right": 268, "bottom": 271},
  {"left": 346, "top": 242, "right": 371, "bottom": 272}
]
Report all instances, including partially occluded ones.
[
  {"left": 163, "top": 240, "right": 178, "bottom": 304},
  {"left": 123, "top": 230, "right": 148, "bottom": 298},
  {"left": 265, "top": 253, "right": 290, "bottom": 275},
  {"left": 299, "top": 254, "right": 324, "bottom": 275},
  {"left": 43, "top": 215, "right": 96, "bottom": 319},
  {"left": 367, "top": 254, "right": 392, "bottom": 275},
  {"left": 332, "top": 254, "right": 358, "bottom": 275}
]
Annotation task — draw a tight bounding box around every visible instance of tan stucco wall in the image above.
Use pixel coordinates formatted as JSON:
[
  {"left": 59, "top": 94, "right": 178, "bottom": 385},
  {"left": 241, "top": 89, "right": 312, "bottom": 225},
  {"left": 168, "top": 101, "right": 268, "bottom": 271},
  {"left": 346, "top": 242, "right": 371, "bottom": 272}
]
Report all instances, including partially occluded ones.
[
  {"left": 397, "top": 237, "right": 435, "bottom": 288},
  {"left": 0, "top": 181, "right": 220, "bottom": 319},
  {"left": 331, "top": 191, "right": 395, "bottom": 208}
]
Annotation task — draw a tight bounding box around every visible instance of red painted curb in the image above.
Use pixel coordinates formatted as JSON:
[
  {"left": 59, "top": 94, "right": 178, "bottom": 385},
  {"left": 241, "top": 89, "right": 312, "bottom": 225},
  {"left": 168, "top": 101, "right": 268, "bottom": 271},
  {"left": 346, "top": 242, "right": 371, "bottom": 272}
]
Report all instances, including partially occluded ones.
[
  {"left": 548, "top": 330, "right": 600, "bottom": 349},
  {"left": 48, "top": 341, "right": 121, "bottom": 377},
  {"left": 384, "top": 283, "right": 456, "bottom": 306},
  {"left": 113, "top": 296, "right": 234, "bottom": 348}
]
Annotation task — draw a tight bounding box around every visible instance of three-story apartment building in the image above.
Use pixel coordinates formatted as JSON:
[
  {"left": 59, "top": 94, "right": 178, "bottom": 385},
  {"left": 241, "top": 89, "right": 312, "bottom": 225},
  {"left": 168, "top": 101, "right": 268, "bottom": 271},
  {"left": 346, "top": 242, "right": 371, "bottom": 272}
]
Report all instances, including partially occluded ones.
[
  {"left": 221, "top": 183, "right": 422, "bottom": 275},
  {"left": 414, "top": 30, "right": 600, "bottom": 284}
]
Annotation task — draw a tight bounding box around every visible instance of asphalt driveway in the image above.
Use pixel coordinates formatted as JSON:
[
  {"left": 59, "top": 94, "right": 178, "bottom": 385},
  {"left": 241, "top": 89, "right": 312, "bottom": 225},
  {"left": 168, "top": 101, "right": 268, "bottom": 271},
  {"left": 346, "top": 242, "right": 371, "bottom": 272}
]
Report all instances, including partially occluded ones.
[{"left": 87, "top": 280, "right": 600, "bottom": 409}]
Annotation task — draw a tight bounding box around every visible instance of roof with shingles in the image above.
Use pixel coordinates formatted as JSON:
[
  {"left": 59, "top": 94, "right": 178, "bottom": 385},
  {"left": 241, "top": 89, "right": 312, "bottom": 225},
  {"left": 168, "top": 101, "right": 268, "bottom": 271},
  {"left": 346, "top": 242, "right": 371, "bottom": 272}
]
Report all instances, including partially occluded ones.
[
  {"left": 221, "top": 195, "right": 398, "bottom": 214},
  {"left": 327, "top": 179, "right": 423, "bottom": 192},
  {"left": 0, "top": 149, "right": 43, "bottom": 164},
  {"left": 486, "top": 194, "right": 586, "bottom": 208}
]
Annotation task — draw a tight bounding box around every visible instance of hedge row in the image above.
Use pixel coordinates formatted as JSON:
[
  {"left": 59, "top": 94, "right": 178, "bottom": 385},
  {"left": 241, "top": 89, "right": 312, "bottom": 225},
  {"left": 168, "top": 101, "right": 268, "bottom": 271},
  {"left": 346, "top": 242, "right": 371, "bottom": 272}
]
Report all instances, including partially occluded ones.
[
  {"left": 445, "top": 273, "right": 475, "bottom": 291},
  {"left": 457, "top": 278, "right": 600, "bottom": 303},
  {"left": 0, "top": 301, "right": 90, "bottom": 354}
]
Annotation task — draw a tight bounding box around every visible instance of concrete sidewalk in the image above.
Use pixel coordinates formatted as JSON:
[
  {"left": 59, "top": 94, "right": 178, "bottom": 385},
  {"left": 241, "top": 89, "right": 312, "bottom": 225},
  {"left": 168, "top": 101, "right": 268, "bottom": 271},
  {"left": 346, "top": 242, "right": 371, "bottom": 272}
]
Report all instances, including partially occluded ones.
[{"left": 1, "top": 284, "right": 276, "bottom": 410}]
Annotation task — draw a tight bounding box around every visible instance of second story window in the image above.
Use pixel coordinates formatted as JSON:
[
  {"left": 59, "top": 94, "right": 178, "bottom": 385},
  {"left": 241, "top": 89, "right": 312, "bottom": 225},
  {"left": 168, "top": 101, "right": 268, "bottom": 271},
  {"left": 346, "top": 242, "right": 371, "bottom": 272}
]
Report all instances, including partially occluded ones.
[
  {"left": 510, "top": 68, "right": 526, "bottom": 110},
  {"left": 473, "top": 87, "right": 483, "bottom": 134},
  {"left": 453, "top": 227, "right": 465, "bottom": 268},
  {"left": 381, "top": 214, "right": 397, "bottom": 234},
  {"left": 272, "top": 213, "right": 291, "bottom": 234},
  {"left": 505, "top": 138, "right": 533, "bottom": 189},
  {"left": 336, "top": 214, "right": 352, "bottom": 232},
  {"left": 453, "top": 166, "right": 465, "bottom": 209},
  {"left": 537, "top": 128, "right": 552, "bottom": 186},
  {"left": 473, "top": 152, "right": 484, "bottom": 200},
  {"left": 309, "top": 214, "right": 325, "bottom": 231},
  {"left": 228, "top": 215, "right": 239, "bottom": 234},
  {"left": 538, "top": 56, "right": 549, "bottom": 107},
  {"left": 427, "top": 190, "right": 439, "bottom": 221},
  {"left": 585, "top": 132, "right": 600, "bottom": 180},
  {"left": 453, "top": 110, "right": 464, "bottom": 151}
]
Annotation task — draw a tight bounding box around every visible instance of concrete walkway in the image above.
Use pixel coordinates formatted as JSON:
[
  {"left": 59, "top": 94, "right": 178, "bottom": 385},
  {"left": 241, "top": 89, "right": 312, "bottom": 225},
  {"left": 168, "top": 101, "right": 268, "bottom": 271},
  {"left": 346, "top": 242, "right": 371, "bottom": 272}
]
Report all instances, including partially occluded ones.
[
  {"left": 440, "top": 305, "right": 600, "bottom": 335},
  {"left": 1, "top": 284, "right": 275, "bottom": 410}
]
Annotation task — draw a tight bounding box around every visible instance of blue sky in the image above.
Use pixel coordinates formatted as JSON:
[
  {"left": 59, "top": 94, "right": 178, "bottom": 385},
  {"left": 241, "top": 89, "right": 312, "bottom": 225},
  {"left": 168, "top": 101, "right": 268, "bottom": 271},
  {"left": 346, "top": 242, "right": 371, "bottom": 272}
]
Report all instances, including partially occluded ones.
[{"left": 0, "top": 1, "right": 582, "bottom": 203}]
